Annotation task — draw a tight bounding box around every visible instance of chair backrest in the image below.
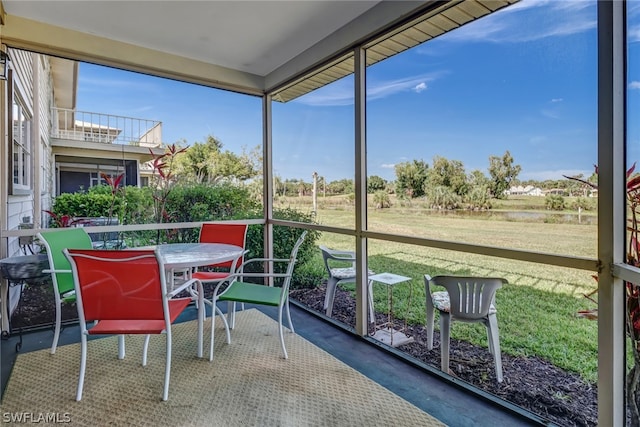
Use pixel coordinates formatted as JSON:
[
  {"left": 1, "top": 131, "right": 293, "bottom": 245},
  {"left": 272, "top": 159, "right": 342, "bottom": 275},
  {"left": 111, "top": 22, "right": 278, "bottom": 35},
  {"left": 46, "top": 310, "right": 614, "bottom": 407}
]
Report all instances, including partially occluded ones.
[
  {"left": 278, "top": 230, "right": 308, "bottom": 294},
  {"left": 64, "top": 249, "right": 166, "bottom": 323},
  {"left": 319, "top": 246, "right": 356, "bottom": 274},
  {"left": 37, "top": 228, "right": 94, "bottom": 295},
  {"left": 199, "top": 223, "right": 248, "bottom": 269},
  {"left": 429, "top": 275, "right": 506, "bottom": 320},
  {"left": 286, "top": 231, "right": 308, "bottom": 275}
]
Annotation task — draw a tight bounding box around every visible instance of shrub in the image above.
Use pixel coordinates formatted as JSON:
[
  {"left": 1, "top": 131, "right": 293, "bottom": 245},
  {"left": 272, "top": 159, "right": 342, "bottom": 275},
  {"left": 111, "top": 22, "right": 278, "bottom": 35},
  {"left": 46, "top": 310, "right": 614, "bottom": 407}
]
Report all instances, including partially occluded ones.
[
  {"left": 426, "top": 185, "right": 461, "bottom": 210},
  {"left": 372, "top": 190, "right": 391, "bottom": 209},
  {"left": 572, "top": 197, "right": 594, "bottom": 211},
  {"left": 464, "top": 185, "right": 492, "bottom": 210},
  {"left": 49, "top": 190, "right": 122, "bottom": 222},
  {"left": 50, "top": 183, "right": 320, "bottom": 274},
  {"left": 166, "top": 183, "right": 259, "bottom": 223},
  {"left": 291, "top": 260, "right": 326, "bottom": 289},
  {"left": 545, "top": 194, "right": 566, "bottom": 211},
  {"left": 244, "top": 207, "right": 320, "bottom": 273}
]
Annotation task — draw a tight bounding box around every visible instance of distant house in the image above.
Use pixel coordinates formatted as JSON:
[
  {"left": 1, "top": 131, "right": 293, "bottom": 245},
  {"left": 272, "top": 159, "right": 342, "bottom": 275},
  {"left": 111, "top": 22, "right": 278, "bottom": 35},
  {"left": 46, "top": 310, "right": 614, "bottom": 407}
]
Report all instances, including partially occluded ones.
[{"left": 506, "top": 185, "right": 544, "bottom": 196}]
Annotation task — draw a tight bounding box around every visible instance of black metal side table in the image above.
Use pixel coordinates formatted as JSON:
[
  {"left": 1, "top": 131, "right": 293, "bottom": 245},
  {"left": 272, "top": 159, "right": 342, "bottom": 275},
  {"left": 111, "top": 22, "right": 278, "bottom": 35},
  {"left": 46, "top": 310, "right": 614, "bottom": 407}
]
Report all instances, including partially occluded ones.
[{"left": 0, "top": 254, "right": 50, "bottom": 351}]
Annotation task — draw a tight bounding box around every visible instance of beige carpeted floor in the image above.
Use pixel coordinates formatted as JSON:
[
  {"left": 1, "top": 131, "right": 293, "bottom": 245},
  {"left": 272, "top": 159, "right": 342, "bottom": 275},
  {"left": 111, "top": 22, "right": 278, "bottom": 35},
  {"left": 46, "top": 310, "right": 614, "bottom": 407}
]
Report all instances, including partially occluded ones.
[{"left": 1, "top": 309, "right": 445, "bottom": 426}]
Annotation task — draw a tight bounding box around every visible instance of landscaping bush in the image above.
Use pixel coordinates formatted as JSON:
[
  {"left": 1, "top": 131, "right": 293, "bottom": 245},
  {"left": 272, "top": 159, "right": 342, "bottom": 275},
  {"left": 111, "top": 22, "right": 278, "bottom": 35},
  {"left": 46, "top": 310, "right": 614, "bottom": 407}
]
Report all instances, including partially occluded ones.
[
  {"left": 372, "top": 190, "right": 391, "bottom": 209},
  {"left": 49, "top": 183, "right": 320, "bottom": 280},
  {"left": 243, "top": 207, "right": 321, "bottom": 281},
  {"left": 426, "top": 185, "right": 461, "bottom": 210},
  {"left": 545, "top": 194, "right": 566, "bottom": 211},
  {"left": 48, "top": 189, "right": 121, "bottom": 223}
]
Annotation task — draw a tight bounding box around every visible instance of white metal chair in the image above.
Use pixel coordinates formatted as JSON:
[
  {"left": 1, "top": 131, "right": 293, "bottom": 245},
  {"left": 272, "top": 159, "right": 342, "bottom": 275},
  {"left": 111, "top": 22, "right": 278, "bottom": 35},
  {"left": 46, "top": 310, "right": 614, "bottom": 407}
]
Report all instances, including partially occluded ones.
[
  {"left": 425, "top": 274, "right": 506, "bottom": 383},
  {"left": 319, "top": 246, "right": 375, "bottom": 323},
  {"left": 210, "top": 231, "right": 307, "bottom": 360}
]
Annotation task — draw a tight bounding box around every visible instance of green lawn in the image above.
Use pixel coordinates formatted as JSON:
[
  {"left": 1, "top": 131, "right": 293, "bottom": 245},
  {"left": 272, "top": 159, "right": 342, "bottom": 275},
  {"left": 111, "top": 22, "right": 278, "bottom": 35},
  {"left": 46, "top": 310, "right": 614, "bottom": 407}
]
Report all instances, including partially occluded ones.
[{"left": 296, "top": 203, "right": 599, "bottom": 383}]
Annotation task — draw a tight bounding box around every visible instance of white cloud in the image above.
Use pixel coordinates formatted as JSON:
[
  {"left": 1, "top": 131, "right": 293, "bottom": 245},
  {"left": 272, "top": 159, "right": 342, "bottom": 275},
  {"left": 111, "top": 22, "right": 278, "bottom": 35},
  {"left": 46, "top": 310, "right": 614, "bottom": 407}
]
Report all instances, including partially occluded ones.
[
  {"left": 367, "top": 73, "right": 442, "bottom": 101},
  {"left": 540, "top": 108, "right": 559, "bottom": 119},
  {"left": 381, "top": 163, "right": 395, "bottom": 169},
  {"left": 550, "top": 98, "right": 563, "bottom": 103},
  {"left": 413, "top": 82, "right": 427, "bottom": 93},
  {"left": 295, "top": 72, "right": 443, "bottom": 106},
  {"left": 630, "top": 26, "right": 640, "bottom": 43},
  {"left": 630, "top": 81, "right": 640, "bottom": 90},
  {"left": 439, "top": 0, "right": 595, "bottom": 44}
]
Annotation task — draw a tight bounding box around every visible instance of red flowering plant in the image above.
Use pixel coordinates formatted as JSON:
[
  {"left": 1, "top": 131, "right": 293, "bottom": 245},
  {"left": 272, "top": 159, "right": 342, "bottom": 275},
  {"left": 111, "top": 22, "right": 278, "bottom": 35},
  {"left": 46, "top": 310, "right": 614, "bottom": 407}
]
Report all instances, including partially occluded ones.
[
  {"left": 42, "top": 211, "right": 84, "bottom": 228},
  {"left": 149, "top": 144, "right": 187, "bottom": 242},
  {"left": 100, "top": 172, "right": 125, "bottom": 223},
  {"left": 566, "top": 163, "right": 640, "bottom": 422}
]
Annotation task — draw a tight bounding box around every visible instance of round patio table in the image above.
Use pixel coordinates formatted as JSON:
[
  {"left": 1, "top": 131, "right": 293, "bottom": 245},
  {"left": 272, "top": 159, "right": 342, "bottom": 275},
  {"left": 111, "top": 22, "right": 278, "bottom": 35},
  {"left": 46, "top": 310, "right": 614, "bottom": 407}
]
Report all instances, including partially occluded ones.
[
  {"left": 0, "top": 254, "right": 50, "bottom": 351},
  {"left": 153, "top": 242, "right": 244, "bottom": 271}
]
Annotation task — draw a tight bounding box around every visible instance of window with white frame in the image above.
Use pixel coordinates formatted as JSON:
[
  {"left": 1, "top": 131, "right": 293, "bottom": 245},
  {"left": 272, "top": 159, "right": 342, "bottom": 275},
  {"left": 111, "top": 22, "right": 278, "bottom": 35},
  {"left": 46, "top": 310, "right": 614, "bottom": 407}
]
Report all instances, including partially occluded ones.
[{"left": 10, "top": 83, "right": 32, "bottom": 194}]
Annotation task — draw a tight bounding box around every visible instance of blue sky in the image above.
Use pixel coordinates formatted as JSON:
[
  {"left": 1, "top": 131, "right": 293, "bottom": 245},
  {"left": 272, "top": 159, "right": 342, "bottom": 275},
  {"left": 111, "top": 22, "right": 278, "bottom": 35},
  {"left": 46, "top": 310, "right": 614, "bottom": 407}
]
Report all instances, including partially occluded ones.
[{"left": 76, "top": 0, "right": 639, "bottom": 183}]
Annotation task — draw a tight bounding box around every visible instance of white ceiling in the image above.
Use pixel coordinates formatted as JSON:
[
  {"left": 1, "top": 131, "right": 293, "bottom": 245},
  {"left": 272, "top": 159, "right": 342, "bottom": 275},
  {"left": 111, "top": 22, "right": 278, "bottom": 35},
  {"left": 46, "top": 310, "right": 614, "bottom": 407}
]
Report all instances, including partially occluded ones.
[{"left": 2, "top": 0, "right": 381, "bottom": 77}]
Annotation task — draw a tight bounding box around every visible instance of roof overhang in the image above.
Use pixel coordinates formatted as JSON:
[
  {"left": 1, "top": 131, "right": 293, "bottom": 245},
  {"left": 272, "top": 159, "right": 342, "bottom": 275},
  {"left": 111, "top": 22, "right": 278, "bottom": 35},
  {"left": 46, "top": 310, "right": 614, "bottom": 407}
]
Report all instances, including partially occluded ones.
[
  {"left": 0, "top": 1, "right": 518, "bottom": 101},
  {"left": 51, "top": 138, "right": 162, "bottom": 164},
  {"left": 49, "top": 56, "right": 77, "bottom": 110}
]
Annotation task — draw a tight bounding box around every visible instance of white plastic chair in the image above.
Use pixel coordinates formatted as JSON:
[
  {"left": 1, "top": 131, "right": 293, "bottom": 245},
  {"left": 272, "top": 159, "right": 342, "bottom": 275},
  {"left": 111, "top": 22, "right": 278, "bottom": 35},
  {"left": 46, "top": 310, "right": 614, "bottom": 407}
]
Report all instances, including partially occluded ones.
[
  {"left": 425, "top": 274, "right": 506, "bottom": 383},
  {"left": 319, "top": 246, "right": 375, "bottom": 323}
]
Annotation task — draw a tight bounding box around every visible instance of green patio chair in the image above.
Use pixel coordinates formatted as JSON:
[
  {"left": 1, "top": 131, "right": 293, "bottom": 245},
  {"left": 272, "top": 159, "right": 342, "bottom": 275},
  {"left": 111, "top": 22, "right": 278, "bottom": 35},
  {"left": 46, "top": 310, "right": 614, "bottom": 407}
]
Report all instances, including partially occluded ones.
[
  {"left": 210, "top": 230, "right": 308, "bottom": 361},
  {"left": 36, "top": 228, "right": 93, "bottom": 354}
]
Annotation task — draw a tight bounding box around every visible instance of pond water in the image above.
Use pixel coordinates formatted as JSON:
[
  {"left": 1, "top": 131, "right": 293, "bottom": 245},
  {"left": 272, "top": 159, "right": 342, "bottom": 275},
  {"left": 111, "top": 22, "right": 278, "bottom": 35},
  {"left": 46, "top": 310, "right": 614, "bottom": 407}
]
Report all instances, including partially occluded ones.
[{"left": 425, "top": 209, "right": 598, "bottom": 225}]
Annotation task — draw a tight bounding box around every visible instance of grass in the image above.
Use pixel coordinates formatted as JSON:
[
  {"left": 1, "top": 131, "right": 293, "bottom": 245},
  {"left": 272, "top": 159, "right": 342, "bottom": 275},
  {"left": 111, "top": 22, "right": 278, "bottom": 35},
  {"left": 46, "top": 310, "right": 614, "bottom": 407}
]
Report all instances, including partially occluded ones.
[{"left": 290, "top": 200, "right": 600, "bottom": 383}]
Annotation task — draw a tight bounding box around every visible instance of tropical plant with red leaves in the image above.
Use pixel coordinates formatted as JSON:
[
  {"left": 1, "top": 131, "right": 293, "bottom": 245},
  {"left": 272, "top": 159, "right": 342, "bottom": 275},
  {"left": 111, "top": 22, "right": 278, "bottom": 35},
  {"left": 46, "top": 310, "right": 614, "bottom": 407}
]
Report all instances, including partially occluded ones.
[
  {"left": 149, "top": 144, "right": 187, "bottom": 225},
  {"left": 42, "top": 210, "right": 84, "bottom": 228},
  {"left": 566, "top": 163, "right": 640, "bottom": 422},
  {"left": 100, "top": 172, "right": 125, "bottom": 223}
]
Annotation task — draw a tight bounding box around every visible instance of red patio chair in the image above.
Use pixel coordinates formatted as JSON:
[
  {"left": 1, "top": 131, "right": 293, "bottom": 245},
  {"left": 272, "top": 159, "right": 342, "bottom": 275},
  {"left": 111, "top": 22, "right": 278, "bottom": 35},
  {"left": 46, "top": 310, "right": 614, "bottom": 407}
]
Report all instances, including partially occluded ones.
[
  {"left": 64, "top": 248, "right": 205, "bottom": 401},
  {"left": 190, "top": 223, "right": 248, "bottom": 336},
  {"left": 191, "top": 223, "right": 248, "bottom": 284}
]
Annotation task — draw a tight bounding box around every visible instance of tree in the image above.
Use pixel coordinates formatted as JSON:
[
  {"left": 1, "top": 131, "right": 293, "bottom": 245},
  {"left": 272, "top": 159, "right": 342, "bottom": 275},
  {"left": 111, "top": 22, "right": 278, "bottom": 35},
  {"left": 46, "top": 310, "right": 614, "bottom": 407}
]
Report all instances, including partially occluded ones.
[
  {"left": 367, "top": 175, "right": 387, "bottom": 193},
  {"left": 426, "top": 156, "right": 468, "bottom": 196},
  {"left": 488, "top": 150, "right": 521, "bottom": 199},
  {"left": 468, "top": 169, "right": 489, "bottom": 188},
  {"left": 327, "top": 178, "right": 354, "bottom": 195},
  {"left": 175, "top": 135, "right": 260, "bottom": 183},
  {"left": 395, "top": 159, "right": 429, "bottom": 198}
]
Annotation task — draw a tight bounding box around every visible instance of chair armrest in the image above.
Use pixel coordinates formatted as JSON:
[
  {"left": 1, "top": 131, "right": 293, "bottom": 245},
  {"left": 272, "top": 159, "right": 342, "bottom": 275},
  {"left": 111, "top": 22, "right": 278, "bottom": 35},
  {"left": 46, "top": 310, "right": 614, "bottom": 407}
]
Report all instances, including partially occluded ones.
[
  {"left": 328, "top": 250, "right": 355, "bottom": 258},
  {"left": 238, "top": 257, "right": 289, "bottom": 269},
  {"left": 234, "top": 272, "right": 290, "bottom": 279},
  {"left": 168, "top": 278, "right": 203, "bottom": 299},
  {"left": 211, "top": 270, "right": 291, "bottom": 295}
]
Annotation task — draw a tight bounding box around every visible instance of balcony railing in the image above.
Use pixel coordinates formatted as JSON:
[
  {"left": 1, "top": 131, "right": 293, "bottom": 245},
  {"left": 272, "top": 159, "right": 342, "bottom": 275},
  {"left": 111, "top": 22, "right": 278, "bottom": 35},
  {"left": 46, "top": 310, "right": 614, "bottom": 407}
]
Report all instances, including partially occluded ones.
[{"left": 51, "top": 108, "right": 163, "bottom": 147}]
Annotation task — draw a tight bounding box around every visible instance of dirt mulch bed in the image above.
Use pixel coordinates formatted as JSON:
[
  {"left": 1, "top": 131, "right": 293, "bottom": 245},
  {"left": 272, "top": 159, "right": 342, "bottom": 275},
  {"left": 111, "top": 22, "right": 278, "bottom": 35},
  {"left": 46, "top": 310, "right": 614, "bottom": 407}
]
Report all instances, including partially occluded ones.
[
  {"left": 8, "top": 281, "right": 597, "bottom": 426},
  {"left": 290, "top": 285, "right": 598, "bottom": 427}
]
